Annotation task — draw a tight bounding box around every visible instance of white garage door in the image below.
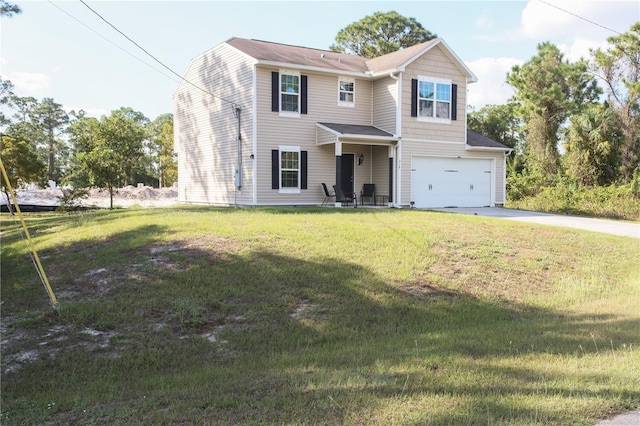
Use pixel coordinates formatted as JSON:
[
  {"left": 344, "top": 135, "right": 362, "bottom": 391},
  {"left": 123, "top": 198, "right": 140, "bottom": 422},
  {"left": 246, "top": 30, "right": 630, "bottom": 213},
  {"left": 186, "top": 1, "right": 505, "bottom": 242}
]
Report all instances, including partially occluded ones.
[{"left": 411, "top": 157, "right": 492, "bottom": 208}]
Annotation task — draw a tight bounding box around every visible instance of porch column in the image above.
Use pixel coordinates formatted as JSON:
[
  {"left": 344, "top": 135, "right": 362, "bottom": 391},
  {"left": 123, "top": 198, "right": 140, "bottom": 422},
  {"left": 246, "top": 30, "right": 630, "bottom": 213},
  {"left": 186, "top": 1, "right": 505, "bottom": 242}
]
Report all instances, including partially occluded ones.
[
  {"left": 388, "top": 145, "right": 394, "bottom": 205},
  {"left": 335, "top": 142, "right": 342, "bottom": 206}
]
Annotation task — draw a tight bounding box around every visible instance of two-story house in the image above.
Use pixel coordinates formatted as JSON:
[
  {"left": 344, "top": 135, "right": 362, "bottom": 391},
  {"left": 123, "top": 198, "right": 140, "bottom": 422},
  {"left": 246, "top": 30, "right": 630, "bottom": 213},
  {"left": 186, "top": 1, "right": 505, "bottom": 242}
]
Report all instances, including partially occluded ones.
[{"left": 174, "top": 37, "right": 511, "bottom": 208}]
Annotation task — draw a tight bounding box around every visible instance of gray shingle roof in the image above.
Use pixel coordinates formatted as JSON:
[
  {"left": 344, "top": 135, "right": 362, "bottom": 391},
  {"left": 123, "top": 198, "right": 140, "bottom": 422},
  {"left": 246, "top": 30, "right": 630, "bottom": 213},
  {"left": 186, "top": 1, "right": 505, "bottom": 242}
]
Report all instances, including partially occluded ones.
[
  {"left": 225, "top": 38, "right": 368, "bottom": 73},
  {"left": 317, "top": 122, "right": 395, "bottom": 138},
  {"left": 467, "top": 130, "right": 511, "bottom": 150},
  {"left": 224, "top": 37, "right": 475, "bottom": 79}
]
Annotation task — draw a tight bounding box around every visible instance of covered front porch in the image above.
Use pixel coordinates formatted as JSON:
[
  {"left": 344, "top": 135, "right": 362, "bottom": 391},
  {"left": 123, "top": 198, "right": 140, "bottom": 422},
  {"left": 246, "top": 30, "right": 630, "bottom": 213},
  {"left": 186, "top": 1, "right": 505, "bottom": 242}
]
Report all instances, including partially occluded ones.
[{"left": 316, "top": 122, "right": 398, "bottom": 208}]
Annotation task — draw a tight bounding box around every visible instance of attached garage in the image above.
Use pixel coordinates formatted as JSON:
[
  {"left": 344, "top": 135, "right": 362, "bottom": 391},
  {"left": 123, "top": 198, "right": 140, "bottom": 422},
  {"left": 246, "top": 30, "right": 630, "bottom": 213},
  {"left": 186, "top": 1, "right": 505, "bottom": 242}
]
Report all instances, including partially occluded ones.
[{"left": 411, "top": 157, "right": 493, "bottom": 208}]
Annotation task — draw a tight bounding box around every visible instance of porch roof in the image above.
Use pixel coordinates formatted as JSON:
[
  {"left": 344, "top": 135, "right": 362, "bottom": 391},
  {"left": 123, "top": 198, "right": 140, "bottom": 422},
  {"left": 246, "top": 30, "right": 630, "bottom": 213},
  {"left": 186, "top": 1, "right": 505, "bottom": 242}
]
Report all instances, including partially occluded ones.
[{"left": 316, "top": 122, "right": 398, "bottom": 145}]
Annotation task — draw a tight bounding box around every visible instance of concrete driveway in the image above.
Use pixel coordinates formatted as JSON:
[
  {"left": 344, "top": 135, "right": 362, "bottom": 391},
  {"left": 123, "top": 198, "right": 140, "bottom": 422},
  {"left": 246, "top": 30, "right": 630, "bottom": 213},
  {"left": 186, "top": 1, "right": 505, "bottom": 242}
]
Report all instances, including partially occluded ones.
[{"left": 431, "top": 207, "right": 640, "bottom": 239}]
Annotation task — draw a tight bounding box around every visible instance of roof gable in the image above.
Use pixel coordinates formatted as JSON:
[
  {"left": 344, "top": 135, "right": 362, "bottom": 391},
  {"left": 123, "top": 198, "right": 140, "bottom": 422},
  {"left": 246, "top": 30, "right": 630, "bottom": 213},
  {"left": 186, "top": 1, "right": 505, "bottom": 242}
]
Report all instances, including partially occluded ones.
[{"left": 366, "top": 38, "right": 477, "bottom": 81}]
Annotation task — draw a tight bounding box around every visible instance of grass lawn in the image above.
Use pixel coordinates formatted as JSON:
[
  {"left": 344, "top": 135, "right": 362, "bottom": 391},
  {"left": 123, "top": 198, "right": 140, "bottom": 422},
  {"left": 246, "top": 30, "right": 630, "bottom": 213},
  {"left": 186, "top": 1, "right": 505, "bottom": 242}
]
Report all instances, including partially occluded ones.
[{"left": 1, "top": 206, "right": 639, "bottom": 425}]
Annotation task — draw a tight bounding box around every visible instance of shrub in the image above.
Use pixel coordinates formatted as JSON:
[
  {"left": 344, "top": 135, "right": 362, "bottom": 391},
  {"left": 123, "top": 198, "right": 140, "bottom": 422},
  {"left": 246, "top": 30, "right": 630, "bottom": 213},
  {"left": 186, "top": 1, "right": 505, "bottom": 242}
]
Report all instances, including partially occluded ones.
[{"left": 507, "top": 179, "right": 640, "bottom": 221}]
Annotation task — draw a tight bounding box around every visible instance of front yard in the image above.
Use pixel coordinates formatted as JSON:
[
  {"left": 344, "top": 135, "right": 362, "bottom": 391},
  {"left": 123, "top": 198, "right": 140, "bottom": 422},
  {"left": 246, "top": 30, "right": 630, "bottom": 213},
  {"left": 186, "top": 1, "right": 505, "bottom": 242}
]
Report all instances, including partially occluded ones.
[{"left": 1, "top": 206, "right": 638, "bottom": 425}]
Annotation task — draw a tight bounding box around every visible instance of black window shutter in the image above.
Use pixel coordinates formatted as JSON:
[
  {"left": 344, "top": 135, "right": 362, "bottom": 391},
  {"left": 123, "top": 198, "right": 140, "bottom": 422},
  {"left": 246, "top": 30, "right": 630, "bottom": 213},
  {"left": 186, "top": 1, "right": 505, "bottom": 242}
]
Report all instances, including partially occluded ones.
[
  {"left": 411, "top": 79, "right": 418, "bottom": 117},
  {"left": 271, "top": 150, "right": 279, "bottom": 189},
  {"left": 271, "top": 72, "right": 279, "bottom": 112},
  {"left": 301, "top": 151, "right": 308, "bottom": 189},
  {"left": 301, "top": 75, "right": 308, "bottom": 114},
  {"left": 451, "top": 84, "right": 458, "bottom": 121}
]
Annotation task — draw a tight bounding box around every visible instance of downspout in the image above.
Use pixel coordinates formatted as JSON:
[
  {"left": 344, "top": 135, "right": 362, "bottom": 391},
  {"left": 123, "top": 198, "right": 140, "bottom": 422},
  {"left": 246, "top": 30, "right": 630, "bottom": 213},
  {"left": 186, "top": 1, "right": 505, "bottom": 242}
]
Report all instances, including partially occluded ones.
[
  {"left": 233, "top": 106, "right": 242, "bottom": 206},
  {"left": 389, "top": 72, "right": 402, "bottom": 208}
]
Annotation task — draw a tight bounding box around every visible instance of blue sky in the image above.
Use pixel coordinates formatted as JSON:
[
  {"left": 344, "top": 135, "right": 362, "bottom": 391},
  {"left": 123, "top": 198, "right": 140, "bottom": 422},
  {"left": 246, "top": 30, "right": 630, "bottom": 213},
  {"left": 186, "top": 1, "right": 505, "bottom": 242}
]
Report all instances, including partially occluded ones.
[{"left": 1, "top": 0, "right": 638, "bottom": 120}]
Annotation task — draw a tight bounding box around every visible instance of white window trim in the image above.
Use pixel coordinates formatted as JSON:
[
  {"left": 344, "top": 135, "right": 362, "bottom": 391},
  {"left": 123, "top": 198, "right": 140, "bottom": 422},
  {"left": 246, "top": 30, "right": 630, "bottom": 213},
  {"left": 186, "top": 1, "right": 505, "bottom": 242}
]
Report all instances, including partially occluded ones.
[
  {"left": 279, "top": 70, "right": 301, "bottom": 118},
  {"left": 417, "top": 75, "right": 452, "bottom": 124},
  {"left": 338, "top": 77, "right": 355, "bottom": 107},
  {"left": 279, "top": 145, "right": 301, "bottom": 193}
]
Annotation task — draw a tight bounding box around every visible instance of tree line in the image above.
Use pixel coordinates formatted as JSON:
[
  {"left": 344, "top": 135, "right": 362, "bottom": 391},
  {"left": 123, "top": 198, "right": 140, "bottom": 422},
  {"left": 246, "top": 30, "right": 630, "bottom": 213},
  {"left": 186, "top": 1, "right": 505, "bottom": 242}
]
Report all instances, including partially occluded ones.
[
  {"left": 467, "top": 22, "right": 639, "bottom": 201},
  {"left": 0, "top": 82, "right": 177, "bottom": 208},
  {"left": 0, "top": 0, "right": 176, "bottom": 209}
]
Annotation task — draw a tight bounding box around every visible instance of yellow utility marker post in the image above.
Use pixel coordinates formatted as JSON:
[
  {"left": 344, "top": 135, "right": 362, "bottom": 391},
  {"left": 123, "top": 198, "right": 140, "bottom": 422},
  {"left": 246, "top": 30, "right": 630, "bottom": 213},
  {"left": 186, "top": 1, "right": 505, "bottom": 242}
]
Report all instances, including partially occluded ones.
[{"left": 0, "top": 157, "right": 60, "bottom": 312}]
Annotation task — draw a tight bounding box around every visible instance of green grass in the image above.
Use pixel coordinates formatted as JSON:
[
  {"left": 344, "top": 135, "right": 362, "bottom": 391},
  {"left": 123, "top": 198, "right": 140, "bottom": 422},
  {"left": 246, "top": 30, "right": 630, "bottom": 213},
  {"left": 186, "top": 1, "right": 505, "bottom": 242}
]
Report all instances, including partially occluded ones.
[{"left": 1, "top": 206, "right": 639, "bottom": 425}]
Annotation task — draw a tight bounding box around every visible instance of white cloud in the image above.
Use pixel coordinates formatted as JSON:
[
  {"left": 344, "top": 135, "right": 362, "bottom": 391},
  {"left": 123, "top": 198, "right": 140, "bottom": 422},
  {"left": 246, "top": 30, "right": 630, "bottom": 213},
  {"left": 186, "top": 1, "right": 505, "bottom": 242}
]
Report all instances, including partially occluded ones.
[
  {"left": 559, "top": 37, "right": 609, "bottom": 62},
  {"left": 5, "top": 72, "right": 51, "bottom": 96},
  {"left": 467, "top": 57, "right": 523, "bottom": 108}
]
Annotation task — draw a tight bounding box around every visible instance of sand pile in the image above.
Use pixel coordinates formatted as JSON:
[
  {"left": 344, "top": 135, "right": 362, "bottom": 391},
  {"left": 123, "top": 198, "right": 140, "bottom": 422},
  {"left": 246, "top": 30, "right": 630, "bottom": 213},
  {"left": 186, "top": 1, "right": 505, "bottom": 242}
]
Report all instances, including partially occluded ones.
[{"left": 1, "top": 185, "right": 179, "bottom": 209}]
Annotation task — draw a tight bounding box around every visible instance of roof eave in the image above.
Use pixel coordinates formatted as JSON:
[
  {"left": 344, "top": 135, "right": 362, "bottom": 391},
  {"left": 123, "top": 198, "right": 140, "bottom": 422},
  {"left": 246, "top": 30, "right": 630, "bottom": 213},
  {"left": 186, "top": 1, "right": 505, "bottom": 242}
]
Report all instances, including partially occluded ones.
[
  {"left": 340, "top": 134, "right": 398, "bottom": 142},
  {"left": 465, "top": 144, "right": 512, "bottom": 152},
  {"left": 257, "top": 60, "right": 367, "bottom": 77}
]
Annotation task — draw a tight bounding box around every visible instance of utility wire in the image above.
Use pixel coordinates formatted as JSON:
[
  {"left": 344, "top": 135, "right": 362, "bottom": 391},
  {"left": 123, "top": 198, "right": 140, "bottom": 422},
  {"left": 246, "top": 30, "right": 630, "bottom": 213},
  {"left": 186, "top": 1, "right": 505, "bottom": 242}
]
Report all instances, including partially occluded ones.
[
  {"left": 537, "top": 0, "right": 624, "bottom": 36},
  {"left": 77, "top": 0, "right": 241, "bottom": 109},
  {"left": 48, "top": 1, "right": 179, "bottom": 84}
]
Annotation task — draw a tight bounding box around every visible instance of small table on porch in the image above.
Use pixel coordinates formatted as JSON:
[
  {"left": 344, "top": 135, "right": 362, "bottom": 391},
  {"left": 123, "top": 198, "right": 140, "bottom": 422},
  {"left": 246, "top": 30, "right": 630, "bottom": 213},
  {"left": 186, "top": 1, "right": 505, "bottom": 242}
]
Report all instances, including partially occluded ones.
[{"left": 376, "top": 195, "right": 389, "bottom": 206}]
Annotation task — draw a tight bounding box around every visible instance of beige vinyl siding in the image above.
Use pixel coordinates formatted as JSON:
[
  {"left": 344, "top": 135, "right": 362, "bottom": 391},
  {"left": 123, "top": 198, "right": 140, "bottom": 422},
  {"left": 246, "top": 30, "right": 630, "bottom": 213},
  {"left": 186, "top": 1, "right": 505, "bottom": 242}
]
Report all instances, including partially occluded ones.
[
  {"left": 254, "top": 67, "right": 373, "bottom": 205},
  {"left": 371, "top": 145, "right": 390, "bottom": 200},
  {"left": 401, "top": 44, "right": 467, "bottom": 142},
  {"left": 397, "top": 139, "right": 505, "bottom": 206},
  {"left": 174, "top": 43, "right": 255, "bottom": 205},
  {"left": 372, "top": 77, "right": 398, "bottom": 134}
]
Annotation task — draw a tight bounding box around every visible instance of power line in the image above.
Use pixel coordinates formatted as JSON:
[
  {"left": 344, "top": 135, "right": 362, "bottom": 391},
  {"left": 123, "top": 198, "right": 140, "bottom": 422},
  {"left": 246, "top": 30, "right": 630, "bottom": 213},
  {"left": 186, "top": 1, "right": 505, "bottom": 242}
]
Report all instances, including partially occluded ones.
[
  {"left": 537, "top": 0, "right": 624, "bottom": 36},
  {"left": 77, "top": 0, "right": 241, "bottom": 109},
  {"left": 47, "top": 1, "right": 180, "bottom": 84}
]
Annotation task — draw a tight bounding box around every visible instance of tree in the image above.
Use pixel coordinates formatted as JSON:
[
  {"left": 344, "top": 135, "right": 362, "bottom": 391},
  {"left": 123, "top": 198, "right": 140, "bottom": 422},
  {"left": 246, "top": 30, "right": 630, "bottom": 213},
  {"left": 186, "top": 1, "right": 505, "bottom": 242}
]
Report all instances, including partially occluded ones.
[
  {"left": 30, "top": 98, "right": 69, "bottom": 182},
  {"left": 330, "top": 11, "right": 437, "bottom": 59},
  {"left": 0, "top": 0, "right": 21, "bottom": 17},
  {"left": 468, "top": 103, "right": 524, "bottom": 155},
  {"left": 563, "top": 103, "right": 623, "bottom": 186},
  {"left": 0, "top": 78, "right": 15, "bottom": 127},
  {"left": 69, "top": 108, "right": 147, "bottom": 209},
  {"left": 147, "top": 114, "right": 176, "bottom": 188},
  {"left": 591, "top": 22, "right": 640, "bottom": 183},
  {"left": 65, "top": 111, "right": 100, "bottom": 188},
  {"left": 507, "top": 42, "right": 600, "bottom": 179},
  {"left": 11, "top": 96, "right": 37, "bottom": 123},
  {"left": 0, "top": 134, "right": 46, "bottom": 188}
]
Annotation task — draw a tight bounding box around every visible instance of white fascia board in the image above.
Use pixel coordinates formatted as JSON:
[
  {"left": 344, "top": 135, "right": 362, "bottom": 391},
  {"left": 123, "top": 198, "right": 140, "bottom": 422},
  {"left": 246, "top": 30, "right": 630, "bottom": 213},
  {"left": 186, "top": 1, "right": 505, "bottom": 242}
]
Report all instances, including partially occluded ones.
[
  {"left": 465, "top": 144, "right": 512, "bottom": 153},
  {"left": 257, "top": 61, "right": 367, "bottom": 78},
  {"left": 437, "top": 39, "right": 478, "bottom": 82},
  {"left": 339, "top": 134, "right": 398, "bottom": 142},
  {"left": 315, "top": 123, "right": 343, "bottom": 137}
]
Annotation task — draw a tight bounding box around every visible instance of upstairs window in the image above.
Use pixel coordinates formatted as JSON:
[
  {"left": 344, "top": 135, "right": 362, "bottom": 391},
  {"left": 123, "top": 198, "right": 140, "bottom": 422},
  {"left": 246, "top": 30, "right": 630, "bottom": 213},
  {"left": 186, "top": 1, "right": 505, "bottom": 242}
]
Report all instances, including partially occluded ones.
[
  {"left": 271, "top": 71, "right": 308, "bottom": 116},
  {"left": 338, "top": 78, "right": 355, "bottom": 107},
  {"left": 411, "top": 77, "right": 457, "bottom": 122},
  {"left": 280, "top": 73, "right": 300, "bottom": 114}
]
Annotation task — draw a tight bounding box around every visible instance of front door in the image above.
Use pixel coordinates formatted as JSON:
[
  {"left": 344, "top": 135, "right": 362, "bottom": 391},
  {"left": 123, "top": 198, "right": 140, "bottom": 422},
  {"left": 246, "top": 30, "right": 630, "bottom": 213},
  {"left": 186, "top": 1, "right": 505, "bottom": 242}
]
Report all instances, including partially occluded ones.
[{"left": 341, "top": 153, "right": 354, "bottom": 195}]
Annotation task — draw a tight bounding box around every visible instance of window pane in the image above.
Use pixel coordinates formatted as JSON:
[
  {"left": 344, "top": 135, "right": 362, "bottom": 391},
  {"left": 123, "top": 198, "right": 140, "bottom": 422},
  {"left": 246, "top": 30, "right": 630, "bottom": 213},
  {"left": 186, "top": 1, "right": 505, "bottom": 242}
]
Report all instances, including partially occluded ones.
[
  {"left": 419, "top": 81, "right": 434, "bottom": 99},
  {"left": 419, "top": 99, "right": 433, "bottom": 117},
  {"left": 436, "top": 101, "right": 450, "bottom": 119},
  {"left": 436, "top": 83, "right": 450, "bottom": 101},
  {"left": 340, "top": 92, "right": 354, "bottom": 102},
  {"left": 281, "top": 151, "right": 299, "bottom": 169},
  {"left": 340, "top": 81, "right": 354, "bottom": 91},
  {"left": 281, "top": 74, "right": 299, "bottom": 93},
  {"left": 281, "top": 171, "right": 299, "bottom": 188},
  {"left": 281, "top": 94, "right": 299, "bottom": 112}
]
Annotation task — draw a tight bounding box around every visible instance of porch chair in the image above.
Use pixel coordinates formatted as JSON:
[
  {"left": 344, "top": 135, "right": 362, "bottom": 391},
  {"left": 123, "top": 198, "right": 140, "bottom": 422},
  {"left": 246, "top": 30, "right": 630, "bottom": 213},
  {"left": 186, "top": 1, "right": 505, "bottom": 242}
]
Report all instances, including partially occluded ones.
[
  {"left": 321, "top": 183, "right": 335, "bottom": 206},
  {"left": 333, "top": 185, "right": 358, "bottom": 208},
  {"left": 360, "top": 184, "right": 375, "bottom": 206}
]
